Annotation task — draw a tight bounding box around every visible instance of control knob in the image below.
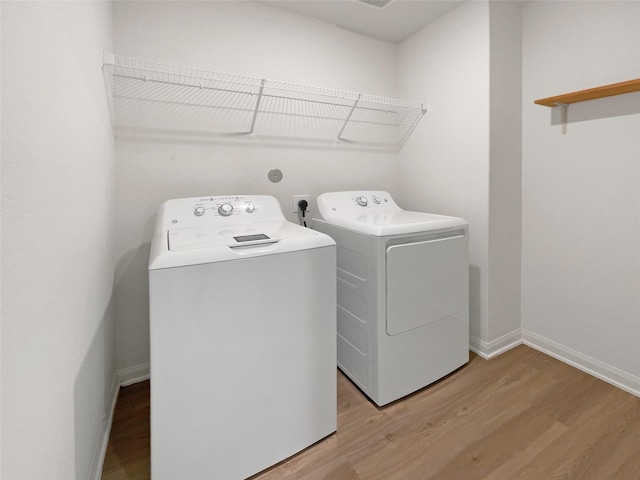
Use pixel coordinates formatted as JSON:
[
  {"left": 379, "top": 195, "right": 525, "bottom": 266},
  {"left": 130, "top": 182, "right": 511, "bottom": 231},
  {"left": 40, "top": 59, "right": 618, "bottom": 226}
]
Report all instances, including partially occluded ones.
[
  {"left": 194, "top": 206, "right": 206, "bottom": 216},
  {"left": 218, "top": 203, "right": 234, "bottom": 216},
  {"left": 372, "top": 196, "right": 380, "bottom": 204},
  {"left": 356, "top": 196, "right": 368, "bottom": 207},
  {"left": 246, "top": 203, "right": 256, "bottom": 213}
]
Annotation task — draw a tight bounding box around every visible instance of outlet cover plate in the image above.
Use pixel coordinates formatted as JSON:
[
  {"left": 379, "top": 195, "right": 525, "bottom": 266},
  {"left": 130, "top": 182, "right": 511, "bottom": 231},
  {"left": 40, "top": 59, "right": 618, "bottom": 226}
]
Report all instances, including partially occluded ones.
[{"left": 292, "top": 195, "right": 311, "bottom": 213}]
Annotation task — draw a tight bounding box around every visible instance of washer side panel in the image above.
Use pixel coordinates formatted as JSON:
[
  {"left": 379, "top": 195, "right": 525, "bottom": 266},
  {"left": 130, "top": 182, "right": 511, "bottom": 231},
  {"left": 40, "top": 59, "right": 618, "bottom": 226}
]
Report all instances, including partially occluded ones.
[{"left": 149, "top": 247, "right": 336, "bottom": 480}]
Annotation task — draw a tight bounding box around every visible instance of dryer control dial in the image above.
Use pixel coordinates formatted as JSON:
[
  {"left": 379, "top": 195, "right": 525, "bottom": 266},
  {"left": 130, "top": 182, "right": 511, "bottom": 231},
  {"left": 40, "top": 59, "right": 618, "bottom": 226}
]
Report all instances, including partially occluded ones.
[
  {"left": 245, "top": 203, "right": 256, "bottom": 213},
  {"left": 218, "top": 203, "right": 234, "bottom": 216},
  {"left": 372, "top": 196, "right": 380, "bottom": 204},
  {"left": 356, "top": 196, "right": 368, "bottom": 207},
  {"left": 194, "top": 206, "right": 206, "bottom": 216}
]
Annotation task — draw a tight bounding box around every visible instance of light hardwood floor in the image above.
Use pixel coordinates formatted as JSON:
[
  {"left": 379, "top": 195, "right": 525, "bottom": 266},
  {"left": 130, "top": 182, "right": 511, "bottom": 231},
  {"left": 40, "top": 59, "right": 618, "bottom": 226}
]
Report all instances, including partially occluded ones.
[{"left": 101, "top": 346, "right": 640, "bottom": 479}]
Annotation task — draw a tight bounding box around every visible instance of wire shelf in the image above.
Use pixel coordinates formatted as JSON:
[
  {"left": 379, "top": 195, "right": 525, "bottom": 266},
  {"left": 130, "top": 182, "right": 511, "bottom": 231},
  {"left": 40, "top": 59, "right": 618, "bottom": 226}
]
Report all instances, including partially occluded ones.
[{"left": 102, "top": 53, "right": 426, "bottom": 151}]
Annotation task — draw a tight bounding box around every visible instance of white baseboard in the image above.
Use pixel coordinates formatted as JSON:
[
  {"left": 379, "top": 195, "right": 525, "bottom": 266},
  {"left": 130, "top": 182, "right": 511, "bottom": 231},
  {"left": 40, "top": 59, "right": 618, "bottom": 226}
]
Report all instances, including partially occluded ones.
[
  {"left": 117, "top": 362, "right": 150, "bottom": 387},
  {"left": 90, "top": 372, "right": 121, "bottom": 480},
  {"left": 522, "top": 329, "right": 640, "bottom": 398},
  {"left": 470, "top": 328, "right": 522, "bottom": 359}
]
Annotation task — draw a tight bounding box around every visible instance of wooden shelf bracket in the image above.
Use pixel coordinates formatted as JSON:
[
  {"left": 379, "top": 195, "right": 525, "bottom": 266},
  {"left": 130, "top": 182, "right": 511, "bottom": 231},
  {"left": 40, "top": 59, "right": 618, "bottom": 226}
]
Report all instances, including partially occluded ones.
[{"left": 556, "top": 102, "right": 569, "bottom": 135}]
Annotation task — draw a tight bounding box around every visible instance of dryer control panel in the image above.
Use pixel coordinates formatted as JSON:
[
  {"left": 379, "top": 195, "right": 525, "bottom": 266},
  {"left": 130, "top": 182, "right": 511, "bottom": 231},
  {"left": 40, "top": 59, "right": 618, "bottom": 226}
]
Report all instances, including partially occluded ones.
[
  {"left": 154, "top": 195, "right": 286, "bottom": 233},
  {"left": 315, "top": 191, "right": 467, "bottom": 237},
  {"left": 317, "top": 191, "right": 400, "bottom": 218}
]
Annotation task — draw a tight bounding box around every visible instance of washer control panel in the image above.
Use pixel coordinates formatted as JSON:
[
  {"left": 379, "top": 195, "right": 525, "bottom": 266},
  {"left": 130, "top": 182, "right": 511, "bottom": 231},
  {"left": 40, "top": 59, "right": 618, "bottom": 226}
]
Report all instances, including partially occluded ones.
[
  {"left": 217, "top": 203, "right": 235, "bottom": 217},
  {"left": 155, "top": 195, "right": 286, "bottom": 232}
]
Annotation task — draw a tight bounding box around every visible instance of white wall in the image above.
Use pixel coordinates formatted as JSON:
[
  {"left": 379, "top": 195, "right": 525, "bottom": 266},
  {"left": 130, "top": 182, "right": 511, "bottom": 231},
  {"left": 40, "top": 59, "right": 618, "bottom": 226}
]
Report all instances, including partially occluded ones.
[
  {"left": 522, "top": 1, "right": 640, "bottom": 391},
  {"left": 488, "top": 1, "right": 522, "bottom": 347},
  {"left": 1, "top": 2, "right": 116, "bottom": 478},
  {"left": 112, "top": 1, "right": 400, "bottom": 370},
  {"left": 397, "top": 1, "right": 491, "bottom": 346},
  {"left": 2, "top": 2, "right": 638, "bottom": 477}
]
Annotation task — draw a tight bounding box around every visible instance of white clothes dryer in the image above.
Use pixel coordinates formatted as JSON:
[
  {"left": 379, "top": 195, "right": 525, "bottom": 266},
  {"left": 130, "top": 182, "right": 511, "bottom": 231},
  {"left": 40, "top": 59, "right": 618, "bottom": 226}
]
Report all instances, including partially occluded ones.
[
  {"left": 314, "top": 191, "right": 469, "bottom": 406},
  {"left": 149, "top": 195, "right": 336, "bottom": 480}
]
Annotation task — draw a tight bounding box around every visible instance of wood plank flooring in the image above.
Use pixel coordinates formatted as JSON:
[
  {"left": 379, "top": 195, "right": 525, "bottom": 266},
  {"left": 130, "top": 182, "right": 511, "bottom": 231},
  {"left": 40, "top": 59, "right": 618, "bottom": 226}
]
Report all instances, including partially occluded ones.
[{"left": 101, "top": 346, "right": 640, "bottom": 479}]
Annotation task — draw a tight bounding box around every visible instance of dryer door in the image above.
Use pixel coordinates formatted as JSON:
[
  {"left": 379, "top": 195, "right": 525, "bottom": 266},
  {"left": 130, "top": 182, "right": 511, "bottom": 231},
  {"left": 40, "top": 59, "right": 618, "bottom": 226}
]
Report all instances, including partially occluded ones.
[{"left": 386, "top": 234, "right": 467, "bottom": 336}]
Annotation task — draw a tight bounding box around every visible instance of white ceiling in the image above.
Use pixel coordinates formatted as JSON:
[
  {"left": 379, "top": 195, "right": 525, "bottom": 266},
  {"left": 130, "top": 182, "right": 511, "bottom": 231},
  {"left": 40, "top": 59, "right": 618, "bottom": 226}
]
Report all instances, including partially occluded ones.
[{"left": 257, "top": 0, "right": 467, "bottom": 44}]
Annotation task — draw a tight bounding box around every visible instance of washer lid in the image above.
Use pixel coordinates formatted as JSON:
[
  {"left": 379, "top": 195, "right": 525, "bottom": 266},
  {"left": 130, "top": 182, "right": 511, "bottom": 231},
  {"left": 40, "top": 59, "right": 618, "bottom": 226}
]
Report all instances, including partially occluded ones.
[
  {"left": 149, "top": 220, "right": 335, "bottom": 270},
  {"left": 167, "top": 221, "right": 314, "bottom": 251}
]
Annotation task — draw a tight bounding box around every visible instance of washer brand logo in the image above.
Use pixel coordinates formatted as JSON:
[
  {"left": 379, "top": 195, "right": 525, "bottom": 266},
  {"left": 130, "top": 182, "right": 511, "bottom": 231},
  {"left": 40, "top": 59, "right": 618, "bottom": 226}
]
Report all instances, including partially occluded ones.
[{"left": 199, "top": 197, "right": 215, "bottom": 202}]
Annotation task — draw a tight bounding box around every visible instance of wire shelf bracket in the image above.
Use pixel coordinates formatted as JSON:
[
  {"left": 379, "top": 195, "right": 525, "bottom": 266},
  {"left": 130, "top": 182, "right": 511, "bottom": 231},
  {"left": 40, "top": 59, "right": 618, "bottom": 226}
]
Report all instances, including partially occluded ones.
[
  {"left": 248, "top": 79, "right": 265, "bottom": 136},
  {"left": 337, "top": 94, "right": 362, "bottom": 143}
]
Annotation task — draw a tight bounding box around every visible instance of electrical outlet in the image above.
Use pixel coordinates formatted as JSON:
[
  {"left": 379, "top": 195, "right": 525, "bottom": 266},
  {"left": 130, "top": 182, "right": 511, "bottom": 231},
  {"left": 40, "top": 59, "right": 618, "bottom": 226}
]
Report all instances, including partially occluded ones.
[{"left": 292, "top": 195, "right": 311, "bottom": 213}]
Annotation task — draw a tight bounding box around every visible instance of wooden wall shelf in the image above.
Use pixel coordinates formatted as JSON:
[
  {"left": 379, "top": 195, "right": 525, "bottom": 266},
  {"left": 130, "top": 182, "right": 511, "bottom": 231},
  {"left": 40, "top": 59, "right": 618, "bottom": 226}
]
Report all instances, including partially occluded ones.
[{"left": 534, "top": 78, "right": 640, "bottom": 107}]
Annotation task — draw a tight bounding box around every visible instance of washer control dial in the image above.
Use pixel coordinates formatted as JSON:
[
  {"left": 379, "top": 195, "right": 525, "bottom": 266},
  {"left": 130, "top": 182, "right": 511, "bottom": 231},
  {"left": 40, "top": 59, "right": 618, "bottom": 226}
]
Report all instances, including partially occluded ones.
[
  {"left": 356, "top": 196, "right": 368, "bottom": 207},
  {"left": 246, "top": 203, "right": 256, "bottom": 213},
  {"left": 372, "top": 196, "right": 380, "bottom": 204},
  {"left": 218, "top": 203, "right": 234, "bottom": 216},
  {"left": 194, "top": 206, "right": 206, "bottom": 216}
]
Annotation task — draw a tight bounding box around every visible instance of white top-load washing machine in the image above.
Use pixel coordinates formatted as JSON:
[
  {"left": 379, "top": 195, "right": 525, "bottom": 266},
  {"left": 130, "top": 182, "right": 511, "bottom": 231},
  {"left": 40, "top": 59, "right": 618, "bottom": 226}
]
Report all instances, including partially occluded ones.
[
  {"left": 148, "top": 195, "right": 336, "bottom": 480},
  {"left": 314, "top": 191, "right": 469, "bottom": 406}
]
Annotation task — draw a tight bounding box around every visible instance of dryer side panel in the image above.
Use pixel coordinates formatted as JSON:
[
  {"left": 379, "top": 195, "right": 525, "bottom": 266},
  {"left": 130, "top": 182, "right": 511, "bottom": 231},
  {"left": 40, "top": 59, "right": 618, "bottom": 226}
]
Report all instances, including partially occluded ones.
[{"left": 313, "top": 220, "right": 375, "bottom": 395}]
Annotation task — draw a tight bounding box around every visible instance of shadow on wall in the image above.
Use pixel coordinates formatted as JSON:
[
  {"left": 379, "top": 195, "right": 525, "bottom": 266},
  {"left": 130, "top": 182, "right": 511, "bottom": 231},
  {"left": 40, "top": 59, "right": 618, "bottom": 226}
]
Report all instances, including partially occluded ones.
[
  {"left": 112, "top": 211, "right": 157, "bottom": 375},
  {"left": 548, "top": 90, "right": 640, "bottom": 126},
  {"left": 469, "top": 264, "right": 482, "bottom": 340},
  {"left": 113, "top": 126, "right": 401, "bottom": 153},
  {"left": 74, "top": 300, "right": 116, "bottom": 479},
  {"left": 113, "top": 240, "right": 154, "bottom": 370}
]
